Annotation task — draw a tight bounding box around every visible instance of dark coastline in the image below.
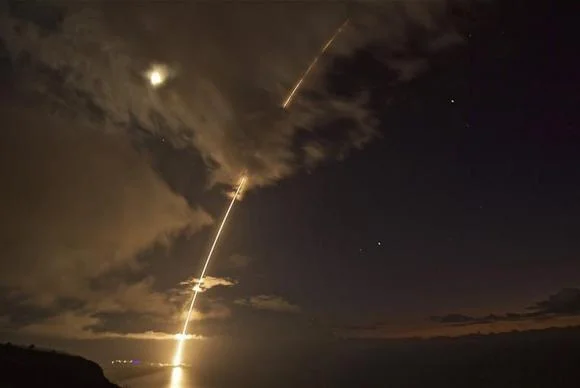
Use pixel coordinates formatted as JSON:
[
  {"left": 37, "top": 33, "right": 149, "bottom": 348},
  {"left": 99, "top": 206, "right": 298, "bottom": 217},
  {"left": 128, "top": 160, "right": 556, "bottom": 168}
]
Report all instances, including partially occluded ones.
[{"left": 0, "top": 343, "right": 119, "bottom": 388}]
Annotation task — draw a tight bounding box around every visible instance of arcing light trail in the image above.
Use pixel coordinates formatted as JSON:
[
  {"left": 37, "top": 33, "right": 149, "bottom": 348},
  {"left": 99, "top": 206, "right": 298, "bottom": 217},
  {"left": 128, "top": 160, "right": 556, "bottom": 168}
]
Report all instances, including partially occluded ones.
[
  {"left": 281, "top": 18, "right": 349, "bottom": 109},
  {"left": 172, "top": 175, "right": 248, "bottom": 366},
  {"left": 171, "top": 17, "right": 346, "bottom": 368}
]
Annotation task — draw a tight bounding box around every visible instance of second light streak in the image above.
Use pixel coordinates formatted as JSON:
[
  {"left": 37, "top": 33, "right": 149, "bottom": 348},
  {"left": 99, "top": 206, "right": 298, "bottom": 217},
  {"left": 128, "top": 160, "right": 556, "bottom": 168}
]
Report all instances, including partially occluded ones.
[{"left": 282, "top": 19, "right": 350, "bottom": 109}]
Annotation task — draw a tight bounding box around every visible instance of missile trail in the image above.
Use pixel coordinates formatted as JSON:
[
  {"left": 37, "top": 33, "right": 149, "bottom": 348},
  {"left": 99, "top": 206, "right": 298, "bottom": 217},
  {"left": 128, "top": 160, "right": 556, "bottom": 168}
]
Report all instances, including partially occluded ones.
[
  {"left": 172, "top": 175, "right": 248, "bottom": 366},
  {"left": 282, "top": 18, "right": 349, "bottom": 109}
]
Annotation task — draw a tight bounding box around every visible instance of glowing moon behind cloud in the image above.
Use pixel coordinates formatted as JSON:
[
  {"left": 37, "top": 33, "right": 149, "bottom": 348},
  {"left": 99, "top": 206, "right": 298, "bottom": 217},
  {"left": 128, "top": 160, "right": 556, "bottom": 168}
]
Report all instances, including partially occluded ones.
[{"left": 146, "top": 64, "right": 169, "bottom": 87}]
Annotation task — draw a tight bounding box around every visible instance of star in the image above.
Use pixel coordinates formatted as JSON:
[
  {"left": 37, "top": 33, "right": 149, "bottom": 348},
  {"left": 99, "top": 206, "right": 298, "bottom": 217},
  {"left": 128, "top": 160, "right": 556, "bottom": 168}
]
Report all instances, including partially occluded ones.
[
  {"left": 377, "top": 241, "right": 382, "bottom": 246},
  {"left": 450, "top": 98, "right": 455, "bottom": 104}
]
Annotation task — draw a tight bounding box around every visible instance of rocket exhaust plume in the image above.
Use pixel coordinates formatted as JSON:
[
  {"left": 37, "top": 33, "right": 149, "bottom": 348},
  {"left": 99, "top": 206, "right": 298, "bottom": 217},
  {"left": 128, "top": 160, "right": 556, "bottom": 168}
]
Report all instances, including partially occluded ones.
[
  {"left": 172, "top": 175, "right": 248, "bottom": 366},
  {"left": 282, "top": 19, "right": 349, "bottom": 109}
]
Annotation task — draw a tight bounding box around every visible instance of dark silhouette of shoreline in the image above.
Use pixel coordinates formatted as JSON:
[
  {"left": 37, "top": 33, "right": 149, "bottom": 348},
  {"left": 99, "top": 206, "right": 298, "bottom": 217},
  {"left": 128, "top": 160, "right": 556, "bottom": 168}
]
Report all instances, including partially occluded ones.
[{"left": 0, "top": 343, "right": 119, "bottom": 388}]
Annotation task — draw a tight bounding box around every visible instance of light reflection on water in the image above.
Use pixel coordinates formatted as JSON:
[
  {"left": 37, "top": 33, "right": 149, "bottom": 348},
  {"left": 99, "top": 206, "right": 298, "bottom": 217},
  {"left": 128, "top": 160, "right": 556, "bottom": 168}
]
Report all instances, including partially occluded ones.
[
  {"left": 111, "top": 366, "right": 197, "bottom": 388},
  {"left": 170, "top": 366, "right": 184, "bottom": 388}
]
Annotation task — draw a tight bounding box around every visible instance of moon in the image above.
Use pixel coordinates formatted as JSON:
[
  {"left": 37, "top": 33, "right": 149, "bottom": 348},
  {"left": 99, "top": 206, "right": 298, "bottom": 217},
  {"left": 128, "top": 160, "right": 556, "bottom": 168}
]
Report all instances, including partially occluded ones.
[{"left": 145, "top": 64, "right": 169, "bottom": 88}]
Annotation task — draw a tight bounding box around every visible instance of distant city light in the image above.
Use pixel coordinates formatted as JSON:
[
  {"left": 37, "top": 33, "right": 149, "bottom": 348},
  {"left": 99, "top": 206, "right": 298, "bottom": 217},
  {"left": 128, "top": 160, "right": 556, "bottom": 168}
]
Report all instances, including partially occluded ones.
[{"left": 111, "top": 359, "right": 174, "bottom": 367}]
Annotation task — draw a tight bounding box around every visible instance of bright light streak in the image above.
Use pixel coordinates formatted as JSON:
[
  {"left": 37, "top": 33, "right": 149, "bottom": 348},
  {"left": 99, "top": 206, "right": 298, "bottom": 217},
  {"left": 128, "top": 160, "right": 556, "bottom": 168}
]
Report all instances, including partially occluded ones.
[
  {"left": 174, "top": 333, "right": 197, "bottom": 341},
  {"left": 170, "top": 366, "right": 183, "bottom": 388},
  {"left": 282, "top": 19, "right": 349, "bottom": 109},
  {"left": 172, "top": 175, "right": 248, "bottom": 366}
]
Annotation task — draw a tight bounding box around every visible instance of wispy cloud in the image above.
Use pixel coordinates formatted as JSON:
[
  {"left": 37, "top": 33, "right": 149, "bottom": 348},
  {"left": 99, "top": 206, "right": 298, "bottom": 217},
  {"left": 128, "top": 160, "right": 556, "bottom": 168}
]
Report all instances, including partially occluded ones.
[
  {"left": 187, "top": 302, "right": 232, "bottom": 322},
  {"left": 179, "top": 276, "right": 237, "bottom": 293},
  {"left": 19, "top": 312, "right": 203, "bottom": 341},
  {"left": 226, "top": 254, "right": 253, "bottom": 270},
  {"left": 0, "top": 100, "right": 211, "bottom": 309},
  {"left": 333, "top": 288, "right": 580, "bottom": 339},
  {"left": 0, "top": 0, "right": 465, "bottom": 187},
  {"left": 430, "top": 288, "right": 580, "bottom": 326},
  {"left": 0, "top": 0, "right": 467, "bottom": 341},
  {"left": 235, "top": 295, "right": 301, "bottom": 314}
]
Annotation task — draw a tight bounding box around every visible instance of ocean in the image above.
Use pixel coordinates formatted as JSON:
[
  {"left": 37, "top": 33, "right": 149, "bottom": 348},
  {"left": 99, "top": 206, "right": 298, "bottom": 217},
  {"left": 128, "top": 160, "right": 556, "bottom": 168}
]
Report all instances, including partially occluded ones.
[
  {"left": 111, "top": 366, "right": 196, "bottom": 388},
  {"left": 103, "top": 330, "right": 580, "bottom": 388}
]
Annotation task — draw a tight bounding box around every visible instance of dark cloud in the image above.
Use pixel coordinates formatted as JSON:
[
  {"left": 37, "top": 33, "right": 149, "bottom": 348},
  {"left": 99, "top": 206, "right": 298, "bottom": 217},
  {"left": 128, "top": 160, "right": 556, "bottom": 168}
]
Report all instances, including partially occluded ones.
[
  {"left": 339, "top": 323, "right": 381, "bottom": 331},
  {"left": 224, "top": 254, "right": 254, "bottom": 270},
  {"left": 235, "top": 295, "right": 301, "bottom": 314},
  {"left": 431, "top": 288, "right": 580, "bottom": 326},
  {"left": 529, "top": 288, "right": 580, "bottom": 315},
  {"left": 0, "top": 0, "right": 465, "bottom": 188},
  {"left": 430, "top": 314, "right": 477, "bottom": 324}
]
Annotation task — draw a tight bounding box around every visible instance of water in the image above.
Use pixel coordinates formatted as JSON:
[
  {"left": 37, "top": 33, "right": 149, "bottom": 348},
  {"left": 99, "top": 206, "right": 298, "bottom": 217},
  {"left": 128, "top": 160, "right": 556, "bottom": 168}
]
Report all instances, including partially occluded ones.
[
  {"left": 105, "top": 332, "right": 580, "bottom": 388},
  {"left": 106, "top": 363, "right": 340, "bottom": 388},
  {"left": 113, "top": 367, "right": 198, "bottom": 388}
]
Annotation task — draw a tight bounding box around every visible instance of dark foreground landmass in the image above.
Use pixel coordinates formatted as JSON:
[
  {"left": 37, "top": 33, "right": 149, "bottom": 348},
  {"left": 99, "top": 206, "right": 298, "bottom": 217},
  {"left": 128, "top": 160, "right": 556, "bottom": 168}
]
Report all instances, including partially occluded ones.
[{"left": 0, "top": 343, "right": 119, "bottom": 388}]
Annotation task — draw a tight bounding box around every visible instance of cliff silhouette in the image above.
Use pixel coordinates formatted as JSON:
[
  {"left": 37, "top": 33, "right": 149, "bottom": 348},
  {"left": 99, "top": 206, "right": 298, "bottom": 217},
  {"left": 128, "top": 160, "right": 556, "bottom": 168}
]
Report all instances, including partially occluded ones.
[{"left": 0, "top": 343, "right": 119, "bottom": 388}]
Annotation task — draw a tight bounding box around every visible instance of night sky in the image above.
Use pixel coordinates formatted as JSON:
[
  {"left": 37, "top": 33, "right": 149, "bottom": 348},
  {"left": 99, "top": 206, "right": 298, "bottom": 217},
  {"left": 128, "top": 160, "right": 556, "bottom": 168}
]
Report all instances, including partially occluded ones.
[{"left": 1, "top": 0, "right": 579, "bottom": 367}]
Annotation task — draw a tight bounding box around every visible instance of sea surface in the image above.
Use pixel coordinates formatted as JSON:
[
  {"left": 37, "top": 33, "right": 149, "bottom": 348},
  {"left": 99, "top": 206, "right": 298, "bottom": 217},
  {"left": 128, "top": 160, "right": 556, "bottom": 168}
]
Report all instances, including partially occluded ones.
[
  {"left": 111, "top": 366, "right": 198, "bottom": 388},
  {"left": 104, "top": 329, "right": 580, "bottom": 388}
]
